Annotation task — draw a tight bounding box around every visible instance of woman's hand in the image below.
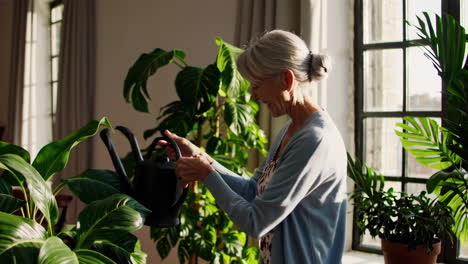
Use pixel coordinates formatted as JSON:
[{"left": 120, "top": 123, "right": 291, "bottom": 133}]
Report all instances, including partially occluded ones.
[
  {"left": 176, "top": 156, "right": 214, "bottom": 185},
  {"left": 157, "top": 130, "right": 212, "bottom": 161}
]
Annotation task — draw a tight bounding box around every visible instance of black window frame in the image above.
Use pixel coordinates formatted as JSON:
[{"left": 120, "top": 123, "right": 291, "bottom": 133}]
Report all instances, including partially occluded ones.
[
  {"left": 49, "top": 0, "right": 63, "bottom": 125},
  {"left": 353, "top": 0, "right": 467, "bottom": 263}
]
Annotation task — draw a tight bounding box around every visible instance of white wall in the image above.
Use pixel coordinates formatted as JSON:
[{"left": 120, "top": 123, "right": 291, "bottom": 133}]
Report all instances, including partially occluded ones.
[
  {"left": 94, "top": 1, "right": 238, "bottom": 263},
  {"left": 326, "top": 0, "right": 355, "bottom": 251},
  {"left": 0, "top": 0, "right": 13, "bottom": 131}
]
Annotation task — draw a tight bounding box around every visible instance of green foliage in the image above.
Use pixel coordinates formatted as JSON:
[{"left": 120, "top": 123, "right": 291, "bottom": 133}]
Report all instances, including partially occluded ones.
[
  {"left": 123, "top": 38, "right": 265, "bottom": 263},
  {"left": 394, "top": 12, "right": 468, "bottom": 244},
  {"left": 347, "top": 154, "right": 455, "bottom": 252},
  {"left": 0, "top": 118, "right": 150, "bottom": 263}
]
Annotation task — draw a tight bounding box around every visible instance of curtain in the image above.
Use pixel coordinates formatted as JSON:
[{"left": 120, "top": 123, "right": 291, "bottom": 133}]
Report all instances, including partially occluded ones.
[
  {"left": 5, "top": 0, "right": 28, "bottom": 145},
  {"left": 54, "top": 0, "right": 96, "bottom": 222},
  {"left": 235, "top": 0, "right": 326, "bottom": 169}
]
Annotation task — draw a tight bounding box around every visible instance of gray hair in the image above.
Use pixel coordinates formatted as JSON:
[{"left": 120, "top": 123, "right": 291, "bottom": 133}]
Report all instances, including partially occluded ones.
[{"left": 237, "top": 30, "right": 330, "bottom": 103}]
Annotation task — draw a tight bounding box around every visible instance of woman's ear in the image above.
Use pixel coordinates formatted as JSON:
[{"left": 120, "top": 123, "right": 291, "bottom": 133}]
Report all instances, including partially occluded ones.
[{"left": 282, "top": 69, "right": 294, "bottom": 92}]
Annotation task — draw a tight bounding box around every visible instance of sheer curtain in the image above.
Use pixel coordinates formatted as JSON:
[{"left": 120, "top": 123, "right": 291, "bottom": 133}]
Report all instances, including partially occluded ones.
[
  {"left": 235, "top": 0, "right": 327, "bottom": 168},
  {"left": 54, "top": 0, "right": 96, "bottom": 222},
  {"left": 21, "top": 0, "right": 54, "bottom": 159}
]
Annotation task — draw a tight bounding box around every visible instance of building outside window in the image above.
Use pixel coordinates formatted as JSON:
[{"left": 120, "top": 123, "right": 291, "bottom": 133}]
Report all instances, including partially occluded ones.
[{"left": 354, "top": 0, "right": 468, "bottom": 262}]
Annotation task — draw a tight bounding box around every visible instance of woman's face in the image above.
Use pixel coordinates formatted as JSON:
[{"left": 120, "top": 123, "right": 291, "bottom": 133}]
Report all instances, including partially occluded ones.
[{"left": 250, "top": 75, "right": 290, "bottom": 117}]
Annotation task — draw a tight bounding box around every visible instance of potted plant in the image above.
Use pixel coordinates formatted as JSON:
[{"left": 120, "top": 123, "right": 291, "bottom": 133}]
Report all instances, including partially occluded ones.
[
  {"left": 0, "top": 117, "right": 150, "bottom": 263},
  {"left": 119, "top": 37, "right": 266, "bottom": 263},
  {"left": 347, "top": 153, "right": 454, "bottom": 264},
  {"left": 395, "top": 12, "right": 468, "bottom": 246}
]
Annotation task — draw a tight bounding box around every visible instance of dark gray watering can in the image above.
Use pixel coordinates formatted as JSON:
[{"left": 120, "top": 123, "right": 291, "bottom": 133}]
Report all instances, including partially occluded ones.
[{"left": 100, "top": 126, "right": 187, "bottom": 227}]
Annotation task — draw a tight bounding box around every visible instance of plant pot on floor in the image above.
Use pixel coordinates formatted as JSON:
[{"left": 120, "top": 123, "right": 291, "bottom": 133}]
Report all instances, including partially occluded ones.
[{"left": 381, "top": 239, "right": 441, "bottom": 264}]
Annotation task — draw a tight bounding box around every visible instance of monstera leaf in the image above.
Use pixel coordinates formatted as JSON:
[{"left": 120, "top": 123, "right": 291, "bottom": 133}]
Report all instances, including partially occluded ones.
[
  {"left": 124, "top": 48, "right": 186, "bottom": 112},
  {"left": 216, "top": 38, "right": 250, "bottom": 99},
  {"left": 32, "top": 117, "right": 112, "bottom": 182},
  {"left": 224, "top": 101, "right": 254, "bottom": 135},
  {"left": 175, "top": 64, "right": 220, "bottom": 114}
]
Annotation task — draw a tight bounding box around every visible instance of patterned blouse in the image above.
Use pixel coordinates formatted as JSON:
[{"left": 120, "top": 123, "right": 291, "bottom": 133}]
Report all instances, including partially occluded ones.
[{"left": 257, "top": 157, "right": 279, "bottom": 264}]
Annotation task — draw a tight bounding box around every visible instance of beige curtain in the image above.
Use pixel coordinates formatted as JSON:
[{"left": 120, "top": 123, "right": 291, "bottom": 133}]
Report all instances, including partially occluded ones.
[
  {"left": 5, "top": 0, "right": 29, "bottom": 144},
  {"left": 54, "top": 0, "right": 96, "bottom": 222},
  {"left": 235, "top": 0, "right": 326, "bottom": 168}
]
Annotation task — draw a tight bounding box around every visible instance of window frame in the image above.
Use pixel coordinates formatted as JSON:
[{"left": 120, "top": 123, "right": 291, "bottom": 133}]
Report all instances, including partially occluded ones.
[
  {"left": 49, "top": 0, "right": 63, "bottom": 125},
  {"left": 353, "top": 0, "right": 467, "bottom": 263}
]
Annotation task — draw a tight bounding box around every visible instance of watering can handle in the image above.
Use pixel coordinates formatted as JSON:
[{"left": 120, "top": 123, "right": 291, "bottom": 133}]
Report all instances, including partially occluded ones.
[
  {"left": 115, "top": 126, "right": 144, "bottom": 163},
  {"left": 100, "top": 128, "right": 128, "bottom": 178},
  {"left": 145, "top": 135, "right": 182, "bottom": 160}
]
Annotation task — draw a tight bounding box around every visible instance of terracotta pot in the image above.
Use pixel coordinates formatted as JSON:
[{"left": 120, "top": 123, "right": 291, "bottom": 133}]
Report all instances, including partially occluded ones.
[{"left": 381, "top": 239, "right": 441, "bottom": 264}]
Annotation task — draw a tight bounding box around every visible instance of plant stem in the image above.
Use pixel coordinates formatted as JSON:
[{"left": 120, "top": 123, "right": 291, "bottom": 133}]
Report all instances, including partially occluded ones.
[
  {"left": 173, "top": 58, "right": 188, "bottom": 69},
  {"left": 20, "top": 207, "right": 25, "bottom": 218},
  {"left": 20, "top": 185, "right": 31, "bottom": 219},
  {"left": 53, "top": 182, "right": 66, "bottom": 196}
]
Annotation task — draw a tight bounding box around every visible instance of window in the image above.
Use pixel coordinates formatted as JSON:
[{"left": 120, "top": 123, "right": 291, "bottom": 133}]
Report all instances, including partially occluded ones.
[
  {"left": 21, "top": 0, "right": 63, "bottom": 158},
  {"left": 50, "top": 0, "right": 63, "bottom": 123},
  {"left": 354, "top": 0, "right": 468, "bottom": 262}
]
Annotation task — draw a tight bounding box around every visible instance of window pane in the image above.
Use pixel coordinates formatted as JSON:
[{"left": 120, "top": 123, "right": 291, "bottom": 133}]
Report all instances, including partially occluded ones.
[
  {"left": 364, "top": 118, "right": 403, "bottom": 176},
  {"left": 405, "top": 183, "right": 433, "bottom": 197},
  {"left": 462, "top": 0, "right": 468, "bottom": 30},
  {"left": 51, "top": 5, "right": 63, "bottom": 23},
  {"left": 460, "top": 242, "right": 468, "bottom": 259},
  {"left": 52, "top": 81, "right": 58, "bottom": 116},
  {"left": 51, "top": 23, "right": 61, "bottom": 56},
  {"left": 407, "top": 118, "right": 441, "bottom": 178},
  {"left": 364, "top": 49, "right": 403, "bottom": 111},
  {"left": 363, "top": 0, "right": 403, "bottom": 43},
  {"left": 52, "top": 57, "right": 59, "bottom": 81},
  {"left": 406, "top": 0, "right": 441, "bottom": 40},
  {"left": 406, "top": 47, "right": 441, "bottom": 111}
]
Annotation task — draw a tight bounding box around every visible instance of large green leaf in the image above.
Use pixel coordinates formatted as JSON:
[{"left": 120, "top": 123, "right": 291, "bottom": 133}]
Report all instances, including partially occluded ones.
[
  {"left": 0, "top": 142, "right": 30, "bottom": 163},
  {"left": 175, "top": 64, "right": 220, "bottom": 114},
  {"left": 395, "top": 117, "right": 457, "bottom": 169},
  {"left": 215, "top": 38, "right": 250, "bottom": 99},
  {"left": 0, "top": 193, "right": 25, "bottom": 214},
  {"left": 63, "top": 169, "right": 126, "bottom": 204},
  {"left": 428, "top": 169, "right": 468, "bottom": 244},
  {"left": 75, "top": 194, "right": 150, "bottom": 249},
  {"left": 0, "top": 239, "right": 44, "bottom": 263},
  {"left": 224, "top": 101, "right": 254, "bottom": 135},
  {"left": 0, "top": 212, "right": 46, "bottom": 255},
  {"left": 38, "top": 236, "right": 78, "bottom": 264},
  {"left": 75, "top": 249, "right": 116, "bottom": 264},
  {"left": 32, "top": 117, "right": 112, "bottom": 182},
  {"left": 150, "top": 101, "right": 196, "bottom": 138},
  {"left": 0, "top": 154, "right": 59, "bottom": 227},
  {"left": 91, "top": 232, "right": 146, "bottom": 264},
  {"left": 124, "top": 48, "right": 186, "bottom": 112},
  {"left": 0, "top": 141, "right": 31, "bottom": 186}
]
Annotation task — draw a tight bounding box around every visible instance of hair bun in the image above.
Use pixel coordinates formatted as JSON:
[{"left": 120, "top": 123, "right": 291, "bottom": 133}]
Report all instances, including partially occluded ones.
[{"left": 309, "top": 53, "right": 331, "bottom": 81}]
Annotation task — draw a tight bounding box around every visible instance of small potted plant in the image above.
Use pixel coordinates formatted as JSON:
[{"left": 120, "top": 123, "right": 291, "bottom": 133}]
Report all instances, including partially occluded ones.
[{"left": 347, "top": 153, "right": 455, "bottom": 264}]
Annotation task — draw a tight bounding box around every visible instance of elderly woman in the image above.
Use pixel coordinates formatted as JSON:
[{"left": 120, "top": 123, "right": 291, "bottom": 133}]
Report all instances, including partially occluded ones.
[{"left": 160, "top": 30, "right": 347, "bottom": 264}]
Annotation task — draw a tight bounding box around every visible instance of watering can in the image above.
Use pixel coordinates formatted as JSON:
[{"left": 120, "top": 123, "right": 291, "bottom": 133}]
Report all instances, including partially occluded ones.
[{"left": 100, "top": 126, "right": 188, "bottom": 227}]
